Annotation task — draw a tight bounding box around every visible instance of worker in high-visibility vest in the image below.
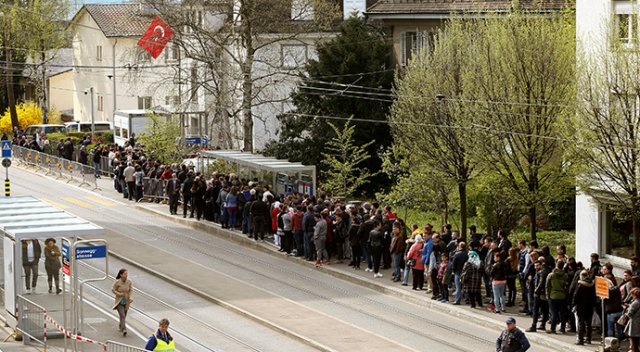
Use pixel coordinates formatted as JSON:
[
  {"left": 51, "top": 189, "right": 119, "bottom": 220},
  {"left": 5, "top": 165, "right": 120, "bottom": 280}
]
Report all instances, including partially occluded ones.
[{"left": 145, "top": 318, "right": 175, "bottom": 351}]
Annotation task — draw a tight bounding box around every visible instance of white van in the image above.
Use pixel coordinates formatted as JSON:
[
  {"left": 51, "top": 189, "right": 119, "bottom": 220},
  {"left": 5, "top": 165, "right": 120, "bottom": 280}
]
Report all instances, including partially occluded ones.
[
  {"left": 24, "top": 124, "right": 66, "bottom": 140},
  {"left": 64, "top": 121, "right": 113, "bottom": 133}
]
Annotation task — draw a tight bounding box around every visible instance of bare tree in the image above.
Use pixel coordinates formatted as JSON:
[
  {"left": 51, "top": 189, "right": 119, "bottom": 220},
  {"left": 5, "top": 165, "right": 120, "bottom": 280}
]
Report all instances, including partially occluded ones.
[
  {"left": 139, "top": 0, "right": 339, "bottom": 151},
  {"left": 576, "top": 38, "right": 640, "bottom": 257}
]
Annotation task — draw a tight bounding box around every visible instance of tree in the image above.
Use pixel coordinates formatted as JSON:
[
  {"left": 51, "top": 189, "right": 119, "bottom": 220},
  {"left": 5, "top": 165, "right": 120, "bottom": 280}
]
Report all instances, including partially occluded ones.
[
  {"left": 264, "top": 16, "right": 394, "bottom": 195},
  {"left": 320, "top": 118, "right": 376, "bottom": 198},
  {"left": 381, "top": 145, "right": 456, "bottom": 224},
  {"left": 464, "top": 10, "right": 576, "bottom": 240},
  {"left": 141, "top": 0, "right": 338, "bottom": 151},
  {"left": 0, "top": 0, "right": 68, "bottom": 130},
  {"left": 574, "top": 36, "right": 640, "bottom": 257},
  {"left": 389, "top": 20, "right": 475, "bottom": 240},
  {"left": 0, "top": 101, "right": 47, "bottom": 133},
  {"left": 136, "top": 114, "right": 190, "bottom": 164}
]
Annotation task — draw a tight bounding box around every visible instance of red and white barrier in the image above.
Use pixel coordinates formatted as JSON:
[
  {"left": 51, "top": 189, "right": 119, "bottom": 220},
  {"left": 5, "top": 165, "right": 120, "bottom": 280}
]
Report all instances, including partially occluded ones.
[{"left": 45, "top": 313, "right": 107, "bottom": 351}]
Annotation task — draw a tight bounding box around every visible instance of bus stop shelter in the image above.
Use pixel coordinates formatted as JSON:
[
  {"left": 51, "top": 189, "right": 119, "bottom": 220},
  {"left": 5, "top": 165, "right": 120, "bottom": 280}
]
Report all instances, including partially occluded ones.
[
  {"left": 1, "top": 196, "right": 104, "bottom": 330},
  {"left": 201, "top": 150, "right": 317, "bottom": 196}
]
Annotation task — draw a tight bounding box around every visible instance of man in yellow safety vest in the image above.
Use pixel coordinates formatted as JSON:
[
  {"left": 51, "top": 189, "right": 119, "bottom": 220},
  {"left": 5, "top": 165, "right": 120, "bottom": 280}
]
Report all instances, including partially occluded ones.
[{"left": 145, "top": 318, "right": 175, "bottom": 351}]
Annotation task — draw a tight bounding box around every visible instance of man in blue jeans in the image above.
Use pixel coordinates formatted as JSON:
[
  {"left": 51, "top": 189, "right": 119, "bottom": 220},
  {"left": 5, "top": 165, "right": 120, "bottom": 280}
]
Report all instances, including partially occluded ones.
[{"left": 452, "top": 242, "right": 468, "bottom": 305}]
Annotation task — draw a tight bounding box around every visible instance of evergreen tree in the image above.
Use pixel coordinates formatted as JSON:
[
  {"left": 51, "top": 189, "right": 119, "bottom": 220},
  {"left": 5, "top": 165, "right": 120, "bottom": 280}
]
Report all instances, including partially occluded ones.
[{"left": 264, "top": 16, "right": 394, "bottom": 196}]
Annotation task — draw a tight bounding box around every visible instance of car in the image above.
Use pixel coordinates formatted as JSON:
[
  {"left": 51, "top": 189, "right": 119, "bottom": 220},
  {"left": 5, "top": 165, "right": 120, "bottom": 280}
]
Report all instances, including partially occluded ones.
[
  {"left": 64, "top": 121, "right": 113, "bottom": 133},
  {"left": 24, "top": 124, "right": 66, "bottom": 140}
]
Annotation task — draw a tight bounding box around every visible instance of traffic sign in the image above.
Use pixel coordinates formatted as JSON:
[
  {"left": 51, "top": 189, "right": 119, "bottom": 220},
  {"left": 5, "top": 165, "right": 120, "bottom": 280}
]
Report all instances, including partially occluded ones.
[
  {"left": 75, "top": 245, "right": 107, "bottom": 260},
  {"left": 1, "top": 141, "right": 10, "bottom": 158},
  {"left": 595, "top": 276, "right": 609, "bottom": 299},
  {"left": 62, "top": 242, "right": 70, "bottom": 276},
  {"left": 1, "top": 158, "right": 10, "bottom": 168}
]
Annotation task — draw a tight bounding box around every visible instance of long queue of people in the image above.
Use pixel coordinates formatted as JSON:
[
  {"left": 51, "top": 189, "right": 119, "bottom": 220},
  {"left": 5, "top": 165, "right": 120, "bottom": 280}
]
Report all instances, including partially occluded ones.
[{"left": 103, "top": 144, "right": 640, "bottom": 349}]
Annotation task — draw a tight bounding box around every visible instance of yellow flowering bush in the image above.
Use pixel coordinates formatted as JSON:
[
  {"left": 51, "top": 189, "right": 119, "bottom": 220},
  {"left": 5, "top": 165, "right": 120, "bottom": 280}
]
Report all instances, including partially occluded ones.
[{"left": 0, "top": 101, "right": 50, "bottom": 134}]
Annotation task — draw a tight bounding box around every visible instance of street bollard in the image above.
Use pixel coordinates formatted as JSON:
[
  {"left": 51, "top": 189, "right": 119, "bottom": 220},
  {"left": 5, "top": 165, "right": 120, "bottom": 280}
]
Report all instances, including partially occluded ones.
[{"left": 4, "top": 179, "right": 9, "bottom": 197}]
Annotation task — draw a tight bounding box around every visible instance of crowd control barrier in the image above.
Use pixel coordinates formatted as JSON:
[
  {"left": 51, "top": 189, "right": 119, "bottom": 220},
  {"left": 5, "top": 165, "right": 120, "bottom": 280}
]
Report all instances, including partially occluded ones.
[
  {"left": 105, "top": 340, "right": 149, "bottom": 352},
  {"left": 13, "top": 145, "right": 99, "bottom": 190}
]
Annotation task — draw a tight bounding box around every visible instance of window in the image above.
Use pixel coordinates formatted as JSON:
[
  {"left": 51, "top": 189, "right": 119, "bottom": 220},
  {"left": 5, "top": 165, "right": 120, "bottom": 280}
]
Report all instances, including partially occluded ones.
[
  {"left": 281, "top": 45, "right": 308, "bottom": 69},
  {"left": 165, "top": 96, "right": 180, "bottom": 106},
  {"left": 96, "top": 45, "right": 103, "bottom": 61},
  {"left": 165, "top": 45, "right": 180, "bottom": 62},
  {"left": 190, "top": 65, "right": 198, "bottom": 99},
  {"left": 616, "top": 13, "right": 638, "bottom": 46},
  {"left": 138, "top": 96, "right": 152, "bottom": 109},
  {"left": 400, "top": 31, "right": 434, "bottom": 67},
  {"left": 604, "top": 209, "right": 634, "bottom": 258},
  {"left": 97, "top": 95, "right": 104, "bottom": 112}
]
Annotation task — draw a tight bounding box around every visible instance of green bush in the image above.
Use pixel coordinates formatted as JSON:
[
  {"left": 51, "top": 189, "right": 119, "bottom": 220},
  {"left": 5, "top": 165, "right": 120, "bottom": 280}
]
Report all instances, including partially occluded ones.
[{"left": 512, "top": 230, "right": 576, "bottom": 258}]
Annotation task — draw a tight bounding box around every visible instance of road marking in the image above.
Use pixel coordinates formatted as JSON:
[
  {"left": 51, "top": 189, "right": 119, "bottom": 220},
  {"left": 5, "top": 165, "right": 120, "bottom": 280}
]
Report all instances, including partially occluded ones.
[
  {"left": 84, "top": 196, "right": 115, "bottom": 207},
  {"left": 42, "top": 198, "right": 69, "bottom": 209},
  {"left": 61, "top": 196, "right": 95, "bottom": 209}
]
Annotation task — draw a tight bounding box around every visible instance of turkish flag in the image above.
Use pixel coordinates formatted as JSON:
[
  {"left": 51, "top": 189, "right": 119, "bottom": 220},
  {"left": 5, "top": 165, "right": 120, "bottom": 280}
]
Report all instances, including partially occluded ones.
[{"left": 137, "top": 16, "right": 174, "bottom": 59}]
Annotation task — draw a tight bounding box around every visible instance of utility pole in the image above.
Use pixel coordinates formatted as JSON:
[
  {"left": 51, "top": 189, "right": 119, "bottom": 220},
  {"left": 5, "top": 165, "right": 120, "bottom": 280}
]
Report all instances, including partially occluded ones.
[{"left": 89, "top": 87, "right": 95, "bottom": 137}]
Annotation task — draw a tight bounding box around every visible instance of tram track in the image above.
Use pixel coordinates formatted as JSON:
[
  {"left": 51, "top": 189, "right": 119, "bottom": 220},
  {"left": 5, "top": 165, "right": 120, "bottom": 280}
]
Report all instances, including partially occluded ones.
[{"left": 77, "top": 260, "right": 266, "bottom": 352}]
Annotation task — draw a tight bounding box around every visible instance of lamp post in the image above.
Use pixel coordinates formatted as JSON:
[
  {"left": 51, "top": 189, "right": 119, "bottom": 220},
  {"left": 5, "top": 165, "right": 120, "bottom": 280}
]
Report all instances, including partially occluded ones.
[{"left": 87, "top": 87, "right": 95, "bottom": 137}]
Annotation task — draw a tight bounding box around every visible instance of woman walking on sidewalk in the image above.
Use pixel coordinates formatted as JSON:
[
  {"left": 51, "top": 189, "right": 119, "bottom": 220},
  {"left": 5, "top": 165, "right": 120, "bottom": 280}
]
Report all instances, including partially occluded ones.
[{"left": 112, "top": 268, "right": 133, "bottom": 336}]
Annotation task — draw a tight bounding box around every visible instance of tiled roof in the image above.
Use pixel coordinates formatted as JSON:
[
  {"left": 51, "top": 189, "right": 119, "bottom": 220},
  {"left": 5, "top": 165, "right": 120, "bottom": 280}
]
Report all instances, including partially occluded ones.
[
  {"left": 82, "top": 4, "right": 154, "bottom": 37},
  {"left": 366, "top": 0, "right": 569, "bottom": 15}
]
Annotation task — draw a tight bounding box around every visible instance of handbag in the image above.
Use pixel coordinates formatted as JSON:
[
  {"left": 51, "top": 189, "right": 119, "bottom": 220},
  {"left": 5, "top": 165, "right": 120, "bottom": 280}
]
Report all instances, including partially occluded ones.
[
  {"left": 617, "top": 314, "right": 629, "bottom": 326},
  {"left": 407, "top": 258, "right": 417, "bottom": 267}
]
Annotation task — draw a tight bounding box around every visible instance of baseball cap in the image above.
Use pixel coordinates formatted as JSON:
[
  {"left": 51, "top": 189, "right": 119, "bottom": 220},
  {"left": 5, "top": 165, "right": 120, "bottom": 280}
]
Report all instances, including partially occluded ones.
[{"left": 505, "top": 317, "right": 516, "bottom": 324}]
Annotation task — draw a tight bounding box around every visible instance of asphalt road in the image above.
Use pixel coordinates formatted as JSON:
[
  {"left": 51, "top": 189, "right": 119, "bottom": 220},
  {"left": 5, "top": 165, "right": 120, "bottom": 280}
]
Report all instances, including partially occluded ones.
[{"left": 1, "top": 164, "right": 556, "bottom": 351}]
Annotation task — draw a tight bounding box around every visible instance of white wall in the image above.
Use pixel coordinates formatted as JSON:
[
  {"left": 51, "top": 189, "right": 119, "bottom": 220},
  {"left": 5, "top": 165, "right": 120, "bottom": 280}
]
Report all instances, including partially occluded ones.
[
  {"left": 72, "top": 10, "right": 186, "bottom": 124},
  {"left": 575, "top": 192, "right": 601, "bottom": 266},
  {"left": 48, "top": 71, "right": 74, "bottom": 113}
]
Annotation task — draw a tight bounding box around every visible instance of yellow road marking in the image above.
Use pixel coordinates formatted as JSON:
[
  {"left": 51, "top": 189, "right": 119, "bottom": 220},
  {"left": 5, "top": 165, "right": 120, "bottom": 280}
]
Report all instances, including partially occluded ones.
[
  {"left": 84, "top": 196, "right": 115, "bottom": 207},
  {"left": 61, "top": 197, "right": 95, "bottom": 209},
  {"left": 42, "top": 198, "right": 69, "bottom": 209}
]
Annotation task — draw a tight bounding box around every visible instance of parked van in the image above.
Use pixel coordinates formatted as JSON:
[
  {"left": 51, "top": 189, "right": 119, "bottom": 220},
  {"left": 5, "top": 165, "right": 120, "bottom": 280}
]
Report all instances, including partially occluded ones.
[
  {"left": 64, "top": 121, "right": 113, "bottom": 133},
  {"left": 24, "top": 124, "right": 66, "bottom": 139}
]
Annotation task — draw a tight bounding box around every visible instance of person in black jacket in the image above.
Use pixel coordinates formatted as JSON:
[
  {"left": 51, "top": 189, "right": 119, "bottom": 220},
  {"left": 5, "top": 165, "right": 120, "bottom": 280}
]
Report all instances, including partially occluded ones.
[
  {"left": 22, "top": 239, "right": 42, "bottom": 292},
  {"left": 573, "top": 269, "right": 596, "bottom": 345},
  {"left": 452, "top": 242, "right": 469, "bottom": 305},
  {"left": 368, "top": 220, "right": 384, "bottom": 278},
  {"left": 527, "top": 258, "right": 550, "bottom": 332},
  {"left": 181, "top": 172, "right": 194, "bottom": 218},
  {"left": 491, "top": 252, "right": 509, "bottom": 313},
  {"left": 347, "top": 212, "right": 362, "bottom": 269},
  {"left": 250, "top": 196, "right": 270, "bottom": 242}
]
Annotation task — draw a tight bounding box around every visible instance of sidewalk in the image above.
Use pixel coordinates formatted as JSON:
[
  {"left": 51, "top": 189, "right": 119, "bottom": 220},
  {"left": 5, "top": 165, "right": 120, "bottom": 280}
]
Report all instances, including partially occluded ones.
[{"left": 130, "top": 199, "right": 604, "bottom": 352}]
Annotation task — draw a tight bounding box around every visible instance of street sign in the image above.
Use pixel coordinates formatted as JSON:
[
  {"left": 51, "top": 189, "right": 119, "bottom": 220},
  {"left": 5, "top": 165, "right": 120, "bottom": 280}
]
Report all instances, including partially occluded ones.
[
  {"left": 2, "top": 158, "right": 11, "bottom": 168},
  {"left": 595, "top": 276, "right": 609, "bottom": 299},
  {"left": 1, "top": 141, "right": 11, "bottom": 158},
  {"left": 75, "top": 245, "right": 107, "bottom": 260},
  {"left": 62, "top": 242, "right": 70, "bottom": 276}
]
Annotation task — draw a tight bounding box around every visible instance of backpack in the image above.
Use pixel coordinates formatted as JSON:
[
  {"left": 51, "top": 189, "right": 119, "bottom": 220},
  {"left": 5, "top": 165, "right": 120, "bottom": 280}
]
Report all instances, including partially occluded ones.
[{"left": 277, "top": 212, "right": 285, "bottom": 230}]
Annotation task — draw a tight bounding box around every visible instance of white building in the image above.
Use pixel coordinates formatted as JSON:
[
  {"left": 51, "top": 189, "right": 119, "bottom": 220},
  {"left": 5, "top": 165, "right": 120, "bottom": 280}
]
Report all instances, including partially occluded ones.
[
  {"left": 576, "top": 0, "right": 638, "bottom": 270},
  {"left": 70, "top": 4, "right": 200, "bottom": 124}
]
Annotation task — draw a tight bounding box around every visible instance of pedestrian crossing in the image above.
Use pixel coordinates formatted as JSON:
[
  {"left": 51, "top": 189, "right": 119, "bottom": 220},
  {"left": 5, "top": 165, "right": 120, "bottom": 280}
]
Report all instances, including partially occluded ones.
[{"left": 42, "top": 196, "right": 116, "bottom": 209}]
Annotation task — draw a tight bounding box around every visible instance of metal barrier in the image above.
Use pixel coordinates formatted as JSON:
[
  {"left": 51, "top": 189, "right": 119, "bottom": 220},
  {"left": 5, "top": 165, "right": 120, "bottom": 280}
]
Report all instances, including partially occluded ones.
[
  {"left": 13, "top": 145, "right": 100, "bottom": 190},
  {"left": 16, "top": 294, "right": 47, "bottom": 347},
  {"left": 105, "top": 340, "right": 148, "bottom": 352},
  {"left": 140, "top": 177, "right": 168, "bottom": 203}
]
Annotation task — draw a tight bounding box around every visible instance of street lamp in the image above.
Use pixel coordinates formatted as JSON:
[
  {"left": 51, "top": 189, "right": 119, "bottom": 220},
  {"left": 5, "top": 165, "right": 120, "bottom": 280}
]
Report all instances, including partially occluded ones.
[{"left": 84, "top": 87, "right": 95, "bottom": 137}]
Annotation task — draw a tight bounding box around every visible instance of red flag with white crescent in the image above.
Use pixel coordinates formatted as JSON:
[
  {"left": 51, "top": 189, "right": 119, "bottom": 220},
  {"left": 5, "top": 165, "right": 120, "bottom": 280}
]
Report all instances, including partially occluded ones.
[{"left": 137, "top": 16, "right": 174, "bottom": 59}]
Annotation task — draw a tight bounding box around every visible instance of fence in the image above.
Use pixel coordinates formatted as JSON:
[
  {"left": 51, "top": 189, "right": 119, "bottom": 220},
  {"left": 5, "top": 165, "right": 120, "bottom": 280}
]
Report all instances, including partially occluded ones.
[
  {"left": 15, "top": 294, "right": 47, "bottom": 347},
  {"left": 13, "top": 145, "right": 99, "bottom": 190},
  {"left": 140, "top": 177, "right": 168, "bottom": 202},
  {"left": 105, "top": 340, "right": 149, "bottom": 352}
]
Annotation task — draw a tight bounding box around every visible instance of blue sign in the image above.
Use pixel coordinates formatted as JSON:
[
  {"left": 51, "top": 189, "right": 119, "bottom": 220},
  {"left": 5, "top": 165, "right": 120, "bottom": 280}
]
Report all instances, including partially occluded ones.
[
  {"left": 75, "top": 245, "right": 107, "bottom": 260},
  {"left": 185, "top": 136, "right": 209, "bottom": 146},
  {"left": 62, "top": 243, "right": 69, "bottom": 259},
  {"left": 1, "top": 141, "right": 11, "bottom": 158}
]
